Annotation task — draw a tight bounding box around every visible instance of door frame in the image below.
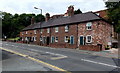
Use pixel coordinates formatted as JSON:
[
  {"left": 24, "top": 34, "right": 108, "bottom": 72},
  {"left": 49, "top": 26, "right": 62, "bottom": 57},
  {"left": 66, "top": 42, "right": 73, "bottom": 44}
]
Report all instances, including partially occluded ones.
[{"left": 79, "top": 35, "right": 84, "bottom": 45}]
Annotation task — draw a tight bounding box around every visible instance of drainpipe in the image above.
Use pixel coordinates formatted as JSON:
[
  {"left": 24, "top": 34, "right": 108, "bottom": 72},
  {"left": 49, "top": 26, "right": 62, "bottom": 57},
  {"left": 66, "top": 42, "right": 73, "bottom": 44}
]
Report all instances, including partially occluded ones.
[{"left": 77, "top": 23, "right": 79, "bottom": 49}]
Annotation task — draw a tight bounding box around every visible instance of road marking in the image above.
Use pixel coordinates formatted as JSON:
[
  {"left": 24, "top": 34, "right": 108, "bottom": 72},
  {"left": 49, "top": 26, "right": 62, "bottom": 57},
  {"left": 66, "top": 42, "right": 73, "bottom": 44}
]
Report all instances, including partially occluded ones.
[
  {"left": 45, "top": 52, "right": 67, "bottom": 60},
  {"left": 51, "top": 56, "right": 67, "bottom": 60},
  {"left": 11, "top": 45, "right": 14, "bottom": 46},
  {"left": 0, "top": 47, "right": 71, "bottom": 73},
  {"left": 81, "top": 59, "right": 120, "bottom": 68}
]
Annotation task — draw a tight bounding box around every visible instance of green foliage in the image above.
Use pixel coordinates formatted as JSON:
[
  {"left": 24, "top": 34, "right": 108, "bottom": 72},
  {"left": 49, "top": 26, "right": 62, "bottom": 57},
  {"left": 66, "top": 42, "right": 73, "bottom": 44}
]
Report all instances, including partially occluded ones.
[
  {"left": 2, "top": 12, "right": 45, "bottom": 38},
  {"left": 105, "top": 2, "right": 120, "bottom": 32},
  {"left": 74, "top": 9, "right": 82, "bottom": 14}
]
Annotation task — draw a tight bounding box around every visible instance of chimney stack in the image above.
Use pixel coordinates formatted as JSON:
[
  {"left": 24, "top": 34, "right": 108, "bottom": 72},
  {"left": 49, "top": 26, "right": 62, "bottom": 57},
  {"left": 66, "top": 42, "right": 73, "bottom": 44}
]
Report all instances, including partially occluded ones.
[
  {"left": 45, "top": 13, "right": 50, "bottom": 21},
  {"left": 31, "top": 17, "right": 35, "bottom": 25},
  {"left": 67, "top": 5, "right": 74, "bottom": 16}
]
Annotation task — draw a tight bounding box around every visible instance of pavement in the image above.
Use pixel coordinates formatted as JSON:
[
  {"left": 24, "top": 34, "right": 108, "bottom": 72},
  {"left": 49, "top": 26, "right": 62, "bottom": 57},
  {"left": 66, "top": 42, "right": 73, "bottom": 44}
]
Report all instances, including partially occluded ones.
[
  {"left": 1, "top": 41, "right": 120, "bottom": 72},
  {"left": 42, "top": 46, "right": 119, "bottom": 59}
]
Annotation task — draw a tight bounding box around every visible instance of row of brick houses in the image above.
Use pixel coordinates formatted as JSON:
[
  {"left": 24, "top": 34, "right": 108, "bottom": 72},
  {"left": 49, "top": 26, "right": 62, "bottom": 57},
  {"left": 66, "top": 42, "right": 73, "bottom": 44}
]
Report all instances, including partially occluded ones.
[{"left": 20, "top": 6, "right": 116, "bottom": 51}]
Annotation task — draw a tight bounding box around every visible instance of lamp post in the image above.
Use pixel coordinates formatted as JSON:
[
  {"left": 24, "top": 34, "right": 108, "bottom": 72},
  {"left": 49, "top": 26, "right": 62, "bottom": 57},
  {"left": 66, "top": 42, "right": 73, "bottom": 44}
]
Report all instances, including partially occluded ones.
[
  {"left": 34, "top": 7, "right": 42, "bottom": 45},
  {"left": 34, "top": 7, "right": 42, "bottom": 15}
]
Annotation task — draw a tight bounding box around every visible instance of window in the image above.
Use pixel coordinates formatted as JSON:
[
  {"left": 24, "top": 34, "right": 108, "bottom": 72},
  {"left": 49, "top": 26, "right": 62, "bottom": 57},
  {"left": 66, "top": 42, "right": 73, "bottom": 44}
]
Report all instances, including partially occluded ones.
[
  {"left": 31, "top": 36, "right": 34, "bottom": 41},
  {"left": 43, "top": 37, "right": 46, "bottom": 44},
  {"left": 40, "top": 29, "right": 43, "bottom": 34},
  {"left": 51, "top": 36, "right": 55, "bottom": 43},
  {"left": 64, "top": 36, "right": 69, "bottom": 43},
  {"left": 86, "top": 35, "right": 92, "bottom": 43},
  {"left": 55, "top": 27, "right": 58, "bottom": 32},
  {"left": 40, "top": 37, "right": 42, "bottom": 41},
  {"left": 22, "top": 38, "right": 24, "bottom": 41},
  {"left": 26, "top": 31, "right": 28, "bottom": 34},
  {"left": 22, "top": 32, "right": 24, "bottom": 35},
  {"left": 25, "top": 37, "right": 28, "bottom": 41},
  {"left": 65, "top": 25, "right": 69, "bottom": 32},
  {"left": 86, "top": 22, "right": 92, "bottom": 30},
  {"left": 34, "top": 30, "right": 37, "bottom": 34},
  {"left": 96, "top": 13, "right": 100, "bottom": 16},
  {"left": 55, "top": 37, "right": 58, "bottom": 42},
  {"left": 70, "top": 36, "right": 74, "bottom": 44},
  {"left": 34, "top": 36, "right": 37, "bottom": 41},
  {"left": 47, "top": 28, "right": 50, "bottom": 33}
]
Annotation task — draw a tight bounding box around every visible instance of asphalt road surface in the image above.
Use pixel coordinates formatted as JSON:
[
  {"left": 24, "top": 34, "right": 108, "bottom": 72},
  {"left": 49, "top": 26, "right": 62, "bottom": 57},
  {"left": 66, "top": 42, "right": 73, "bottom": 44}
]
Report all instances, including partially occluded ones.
[{"left": 1, "top": 41, "right": 120, "bottom": 73}]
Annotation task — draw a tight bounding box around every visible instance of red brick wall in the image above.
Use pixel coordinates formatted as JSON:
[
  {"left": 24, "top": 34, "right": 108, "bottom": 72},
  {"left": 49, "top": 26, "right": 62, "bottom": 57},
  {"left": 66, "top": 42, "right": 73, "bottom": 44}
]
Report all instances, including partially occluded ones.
[
  {"left": 78, "top": 20, "right": 112, "bottom": 51},
  {"left": 20, "top": 20, "right": 112, "bottom": 51},
  {"left": 79, "top": 45, "right": 100, "bottom": 51},
  {"left": 50, "top": 24, "right": 78, "bottom": 49}
]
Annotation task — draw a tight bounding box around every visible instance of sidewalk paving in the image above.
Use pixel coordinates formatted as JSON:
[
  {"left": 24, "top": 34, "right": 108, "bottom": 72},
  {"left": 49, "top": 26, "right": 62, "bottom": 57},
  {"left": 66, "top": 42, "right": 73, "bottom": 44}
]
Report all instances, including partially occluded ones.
[{"left": 77, "top": 48, "right": 119, "bottom": 59}]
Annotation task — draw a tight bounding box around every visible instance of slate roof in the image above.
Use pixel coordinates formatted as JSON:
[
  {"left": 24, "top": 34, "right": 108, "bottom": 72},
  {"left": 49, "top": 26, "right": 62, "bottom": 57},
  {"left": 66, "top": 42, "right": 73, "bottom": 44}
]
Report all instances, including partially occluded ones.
[{"left": 22, "top": 12, "right": 102, "bottom": 31}]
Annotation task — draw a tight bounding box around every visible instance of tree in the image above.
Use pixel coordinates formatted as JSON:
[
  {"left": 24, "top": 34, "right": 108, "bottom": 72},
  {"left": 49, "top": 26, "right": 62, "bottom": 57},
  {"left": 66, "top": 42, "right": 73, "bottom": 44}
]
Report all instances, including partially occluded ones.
[
  {"left": 105, "top": 1, "right": 120, "bottom": 32},
  {"left": 35, "top": 14, "right": 45, "bottom": 23},
  {"left": 74, "top": 9, "right": 82, "bottom": 14},
  {"left": 2, "top": 12, "right": 45, "bottom": 38}
]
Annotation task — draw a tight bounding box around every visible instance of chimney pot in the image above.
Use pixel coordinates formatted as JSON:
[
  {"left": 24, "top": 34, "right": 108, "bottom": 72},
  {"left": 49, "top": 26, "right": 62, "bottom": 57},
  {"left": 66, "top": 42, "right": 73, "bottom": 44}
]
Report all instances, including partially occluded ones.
[{"left": 45, "top": 13, "right": 50, "bottom": 21}]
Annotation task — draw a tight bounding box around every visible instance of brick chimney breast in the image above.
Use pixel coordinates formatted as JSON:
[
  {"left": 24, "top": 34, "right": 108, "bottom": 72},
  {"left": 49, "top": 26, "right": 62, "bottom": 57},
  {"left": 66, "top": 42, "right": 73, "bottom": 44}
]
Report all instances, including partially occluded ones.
[
  {"left": 67, "top": 5, "right": 74, "bottom": 16},
  {"left": 45, "top": 13, "right": 50, "bottom": 21}
]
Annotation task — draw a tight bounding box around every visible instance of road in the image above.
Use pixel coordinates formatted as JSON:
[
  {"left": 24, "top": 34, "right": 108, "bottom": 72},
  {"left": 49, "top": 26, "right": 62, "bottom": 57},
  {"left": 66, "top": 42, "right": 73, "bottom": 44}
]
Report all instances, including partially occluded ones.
[{"left": 1, "top": 41, "right": 120, "bottom": 73}]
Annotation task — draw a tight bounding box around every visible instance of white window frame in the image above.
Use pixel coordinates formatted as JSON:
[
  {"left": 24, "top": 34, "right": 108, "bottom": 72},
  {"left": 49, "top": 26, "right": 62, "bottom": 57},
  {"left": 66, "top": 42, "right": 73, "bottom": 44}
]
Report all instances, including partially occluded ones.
[
  {"left": 86, "top": 35, "right": 92, "bottom": 43},
  {"left": 25, "top": 37, "right": 28, "bottom": 41},
  {"left": 55, "top": 37, "right": 58, "bottom": 42},
  {"left": 34, "top": 36, "right": 37, "bottom": 41},
  {"left": 55, "top": 27, "right": 58, "bottom": 33},
  {"left": 43, "top": 36, "right": 46, "bottom": 44},
  {"left": 64, "top": 36, "right": 69, "bottom": 43},
  {"left": 40, "top": 37, "right": 42, "bottom": 41},
  {"left": 70, "top": 35, "right": 74, "bottom": 44},
  {"left": 32, "top": 36, "right": 34, "bottom": 41},
  {"left": 22, "top": 38, "right": 24, "bottom": 41},
  {"left": 34, "top": 30, "right": 37, "bottom": 34},
  {"left": 47, "top": 28, "right": 50, "bottom": 33},
  {"left": 51, "top": 36, "right": 55, "bottom": 43},
  {"left": 65, "top": 25, "right": 69, "bottom": 32},
  {"left": 86, "top": 22, "right": 92, "bottom": 30},
  {"left": 40, "top": 29, "right": 43, "bottom": 34},
  {"left": 96, "top": 13, "right": 100, "bottom": 16},
  {"left": 26, "top": 31, "right": 28, "bottom": 34},
  {"left": 22, "top": 32, "right": 24, "bottom": 35}
]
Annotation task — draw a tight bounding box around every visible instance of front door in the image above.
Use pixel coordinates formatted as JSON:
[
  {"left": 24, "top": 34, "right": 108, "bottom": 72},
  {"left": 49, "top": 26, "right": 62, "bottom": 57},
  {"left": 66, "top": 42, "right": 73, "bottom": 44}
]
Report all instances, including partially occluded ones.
[
  {"left": 80, "top": 36, "right": 84, "bottom": 45},
  {"left": 46, "top": 37, "right": 50, "bottom": 45}
]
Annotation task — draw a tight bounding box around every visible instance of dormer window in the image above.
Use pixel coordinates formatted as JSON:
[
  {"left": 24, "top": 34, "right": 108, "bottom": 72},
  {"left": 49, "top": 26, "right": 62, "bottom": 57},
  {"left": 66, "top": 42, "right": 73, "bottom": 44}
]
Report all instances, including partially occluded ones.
[
  {"left": 65, "top": 25, "right": 69, "bottom": 32},
  {"left": 86, "top": 22, "right": 92, "bottom": 30}
]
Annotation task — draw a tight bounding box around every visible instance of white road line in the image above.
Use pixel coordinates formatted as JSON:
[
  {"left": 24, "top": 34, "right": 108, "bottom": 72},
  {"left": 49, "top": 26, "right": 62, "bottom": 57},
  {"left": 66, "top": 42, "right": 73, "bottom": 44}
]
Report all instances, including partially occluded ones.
[
  {"left": 45, "top": 52, "right": 67, "bottom": 57},
  {"left": 11, "top": 45, "right": 14, "bottom": 46},
  {"left": 81, "top": 59, "right": 120, "bottom": 68}
]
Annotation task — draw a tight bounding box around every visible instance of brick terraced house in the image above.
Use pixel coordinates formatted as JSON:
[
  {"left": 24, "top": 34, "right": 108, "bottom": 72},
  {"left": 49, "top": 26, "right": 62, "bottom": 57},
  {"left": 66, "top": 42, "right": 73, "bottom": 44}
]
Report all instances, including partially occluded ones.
[{"left": 20, "top": 6, "right": 115, "bottom": 51}]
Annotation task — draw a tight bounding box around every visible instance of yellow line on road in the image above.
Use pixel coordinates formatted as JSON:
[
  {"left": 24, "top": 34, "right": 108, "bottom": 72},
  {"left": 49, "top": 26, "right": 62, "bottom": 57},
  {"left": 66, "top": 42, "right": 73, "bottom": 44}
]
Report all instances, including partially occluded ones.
[{"left": 0, "top": 47, "right": 71, "bottom": 73}]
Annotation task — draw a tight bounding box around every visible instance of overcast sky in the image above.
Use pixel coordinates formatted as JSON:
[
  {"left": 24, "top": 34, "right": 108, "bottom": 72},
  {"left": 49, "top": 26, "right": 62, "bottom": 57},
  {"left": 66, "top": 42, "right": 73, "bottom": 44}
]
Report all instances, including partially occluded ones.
[{"left": 0, "top": 0, "right": 107, "bottom": 16}]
